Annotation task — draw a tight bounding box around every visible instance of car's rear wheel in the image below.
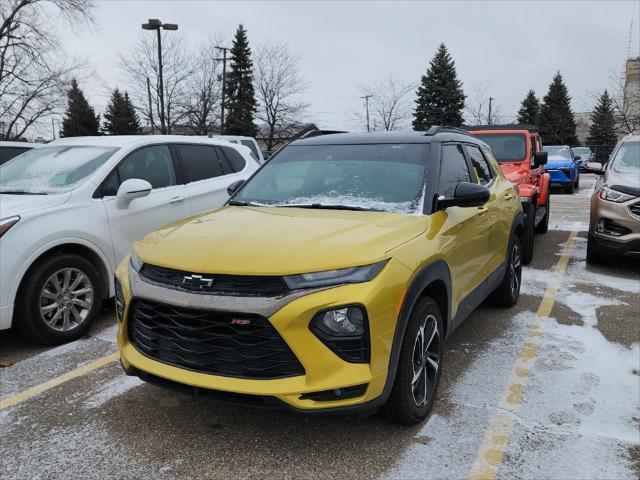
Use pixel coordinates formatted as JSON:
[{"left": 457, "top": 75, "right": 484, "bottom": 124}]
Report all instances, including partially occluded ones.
[
  {"left": 535, "top": 194, "right": 550, "bottom": 234},
  {"left": 489, "top": 235, "right": 522, "bottom": 307},
  {"left": 564, "top": 181, "right": 575, "bottom": 194},
  {"left": 521, "top": 203, "right": 535, "bottom": 264},
  {"left": 381, "top": 297, "right": 443, "bottom": 425},
  {"left": 16, "top": 253, "right": 103, "bottom": 345}
]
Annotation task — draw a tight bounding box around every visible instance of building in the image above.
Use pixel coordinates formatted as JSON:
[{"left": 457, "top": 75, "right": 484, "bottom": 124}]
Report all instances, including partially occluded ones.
[{"left": 622, "top": 57, "right": 640, "bottom": 134}]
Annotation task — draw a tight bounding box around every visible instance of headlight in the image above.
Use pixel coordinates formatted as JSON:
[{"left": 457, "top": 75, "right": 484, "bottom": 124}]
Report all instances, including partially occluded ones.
[
  {"left": 129, "top": 252, "right": 143, "bottom": 272},
  {"left": 282, "top": 260, "right": 387, "bottom": 290},
  {"left": 314, "top": 307, "right": 366, "bottom": 336},
  {"left": 310, "top": 305, "right": 369, "bottom": 362},
  {"left": 0, "top": 215, "right": 20, "bottom": 238},
  {"left": 599, "top": 186, "right": 635, "bottom": 203}
]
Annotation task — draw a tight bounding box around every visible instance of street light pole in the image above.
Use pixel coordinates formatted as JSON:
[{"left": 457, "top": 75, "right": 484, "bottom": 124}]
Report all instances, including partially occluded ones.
[
  {"left": 142, "top": 19, "right": 178, "bottom": 135},
  {"left": 215, "top": 46, "right": 230, "bottom": 134}
]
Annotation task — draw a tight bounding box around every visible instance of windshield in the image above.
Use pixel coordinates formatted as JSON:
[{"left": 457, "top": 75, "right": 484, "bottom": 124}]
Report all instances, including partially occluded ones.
[
  {"left": 0, "top": 146, "right": 118, "bottom": 194},
  {"left": 573, "top": 147, "right": 590, "bottom": 155},
  {"left": 544, "top": 146, "right": 572, "bottom": 159},
  {"left": 234, "top": 143, "right": 429, "bottom": 214},
  {"left": 611, "top": 142, "right": 640, "bottom": 175},
  {"left": 472, "top": 133, "right": 526, "bottom": 162}
]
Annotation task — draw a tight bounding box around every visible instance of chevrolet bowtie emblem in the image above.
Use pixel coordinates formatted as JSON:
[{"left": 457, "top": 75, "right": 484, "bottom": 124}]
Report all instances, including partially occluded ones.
[{"left": 182, "top": 274, "right": 214, "bottom": 289}]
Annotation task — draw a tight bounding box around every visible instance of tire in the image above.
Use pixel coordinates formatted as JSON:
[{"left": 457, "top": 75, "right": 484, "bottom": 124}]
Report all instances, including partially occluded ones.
[
  {"left": 489, "top": 235, "right": 522, "bottom": 307},
  {"left": 521, "top": 203, "right": 535, "bottom": 265},
  {"left": 586, "top": 234, "right": 603, "bottom": 264},
  {"left": 535, "top": 194, "right": 550, "bottom": 234},
  {"left": 16, "top": 253, "right": 103, "bottom": 345},
  {"left": 574, "top": 173, "right": 580, "bottom": 189},
  {"left": 381, "top": 297, "right": 444, "bottom": 425},
  {"left": 564, "top": 181, "right": 575, "bottom": 194}
]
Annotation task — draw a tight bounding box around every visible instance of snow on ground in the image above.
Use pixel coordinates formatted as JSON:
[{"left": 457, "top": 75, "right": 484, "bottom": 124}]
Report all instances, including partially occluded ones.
[{"left": 85, "top": 375, "right": 144, "bottom": 408}]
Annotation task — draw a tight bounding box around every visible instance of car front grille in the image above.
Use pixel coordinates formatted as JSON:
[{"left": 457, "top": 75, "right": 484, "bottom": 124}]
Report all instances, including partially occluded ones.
[
  {"left": 139, "top": 264, "right": 288, "bottom": 297},
  {"left": 127, "top": 299, "right": 305, "bottom": 379},
  {"left": 629, "top": 202, "right": 640, "bottom": 220}
]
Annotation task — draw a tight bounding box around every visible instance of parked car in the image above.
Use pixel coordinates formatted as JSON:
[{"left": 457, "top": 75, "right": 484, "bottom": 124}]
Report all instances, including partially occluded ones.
[
  {"left": 261, "top": 149, "right": 274, "bottom": 160},
  {"left": 209, "top": 135, "right": 264, "bottom": 164},
  {"left": 0, "top": 135, "right": 259, "bottom": 344},
  {"left": 572, "top": 146, "right": 593, "bottom": 171},
  {"left": 543, "top": 145, "right": 581, "bottom": 193},
  {"left": 116, "top": 127, "right": 524, "bottom": 425},
  {"left": 0, "top": 141, "right": 39, "bottom": 165},
  {"left": 469, "top": 124, "right": 550, "bottom": 264},
  {"left": 586, "top": 133, "right": 640, "bottom": 263}
]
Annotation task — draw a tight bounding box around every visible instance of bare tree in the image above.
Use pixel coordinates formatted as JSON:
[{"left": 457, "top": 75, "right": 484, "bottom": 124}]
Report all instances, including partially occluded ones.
[
  {"left": 465, "top": 82, "right": 503, "bottom": 126},
  {"left": 254, "top": 41, "right": 309, "bottom": 150},
  {"left": 609, "top": 68, "right": 640, "bottom": 135},
  {"left": 0, "top": 0, "right": 93, "bottom": 140},
  {"left": 357, "top": 73, "right": 413, "bottom": 131},
  {"left": 119, "top": 32, "right": 194, "bottom": 134}
]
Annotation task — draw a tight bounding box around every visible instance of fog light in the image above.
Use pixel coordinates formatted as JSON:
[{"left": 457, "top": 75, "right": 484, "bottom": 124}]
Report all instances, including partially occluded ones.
[
  {"left": 300, "top": 384, "right": 368, "bottom": 402},
  {"left": 315, "top": 307, "right": 365, "bottom": 336},
  {"left": 114, "top": 276, "right": 125, "bottom": 321}
]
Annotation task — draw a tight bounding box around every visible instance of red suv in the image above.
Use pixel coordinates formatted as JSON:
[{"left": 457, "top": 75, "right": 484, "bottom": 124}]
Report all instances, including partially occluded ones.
[{"left": 469, "top": 125, "right": 550, "bottom": 263}]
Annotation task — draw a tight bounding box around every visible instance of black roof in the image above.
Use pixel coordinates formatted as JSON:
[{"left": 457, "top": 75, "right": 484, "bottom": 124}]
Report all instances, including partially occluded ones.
[
  {"left": 292, "top": 126, "right": 479, "bottom": 146},
  {"left": 464, "top": 124, "right": 538, "bottom": 133}
]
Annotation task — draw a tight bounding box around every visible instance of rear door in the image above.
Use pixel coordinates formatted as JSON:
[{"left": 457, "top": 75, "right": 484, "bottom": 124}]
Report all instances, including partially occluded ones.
[{"left": 101, "top": 144, "right": 190, "bottom": 263}]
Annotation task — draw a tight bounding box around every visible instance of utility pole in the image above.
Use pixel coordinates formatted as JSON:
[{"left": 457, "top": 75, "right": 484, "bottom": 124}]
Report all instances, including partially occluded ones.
[
  {"left": 361, "top": 94, "right": 373, "bottom": 132},
  {"left": 488, "top": 96, "right": 494, "bottom": 125},
  {"left": 215, "top": 46, "right": 231, "bottom": 134},
  {"left": 146, "top": 76, "right": 155, "bottom": 134},
  {"left": 51, "top": 117, "right": 55, "bottom": 139}
]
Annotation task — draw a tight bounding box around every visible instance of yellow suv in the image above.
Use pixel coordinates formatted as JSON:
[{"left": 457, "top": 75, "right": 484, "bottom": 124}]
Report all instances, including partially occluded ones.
[{"left": 116, "top": 127, "right": 524, "bottom": 424}]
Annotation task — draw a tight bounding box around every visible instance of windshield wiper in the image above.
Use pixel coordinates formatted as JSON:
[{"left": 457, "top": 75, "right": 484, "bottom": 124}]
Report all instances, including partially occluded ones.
[
  {"left": 228, "top": 199, "right": 263, "bottom": 206},
  {"left": 278, "top": 203, "right": 377, "bottom": 211},
  {"left": 0, "top": 190, "right": 48, "bottom": 195}
]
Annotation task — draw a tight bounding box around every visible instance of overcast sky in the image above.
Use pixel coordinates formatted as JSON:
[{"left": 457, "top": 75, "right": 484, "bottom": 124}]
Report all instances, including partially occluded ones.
[{"left": 53, "top": 0, "right": 640, "bottom": 135}]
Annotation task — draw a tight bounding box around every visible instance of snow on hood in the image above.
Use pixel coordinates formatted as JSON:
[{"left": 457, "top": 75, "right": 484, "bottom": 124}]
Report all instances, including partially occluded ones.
[{"left": 0, "top": 192, "right": 70, "bottom": 219}]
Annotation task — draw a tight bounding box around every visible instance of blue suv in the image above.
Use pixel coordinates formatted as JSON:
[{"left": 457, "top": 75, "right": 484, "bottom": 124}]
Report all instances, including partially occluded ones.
[{"left": 543, "top": 145, "right": 581, "bottom": 194}]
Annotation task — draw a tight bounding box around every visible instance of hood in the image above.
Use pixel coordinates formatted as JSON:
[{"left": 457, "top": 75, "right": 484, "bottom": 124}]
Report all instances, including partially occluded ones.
[
  {"left": 605, "top": 168, "right": 640, "bottom": 189},
  {"left": 498, "top": 162, "right": 529, "bottom": 185},
  {"left": 546, "top": 156, "right": 572, "bottom": 169},
  {"left": 0, "top": 192, "right": 71, "bottom": 219},
  {"left": 135, "top": 206, "right": 427, "bottom": 275}
]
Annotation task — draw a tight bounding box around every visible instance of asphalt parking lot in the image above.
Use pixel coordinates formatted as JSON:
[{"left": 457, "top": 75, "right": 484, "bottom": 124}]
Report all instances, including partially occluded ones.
[{"left": 1, "top": 174, "right": 638, "bottom": 480}]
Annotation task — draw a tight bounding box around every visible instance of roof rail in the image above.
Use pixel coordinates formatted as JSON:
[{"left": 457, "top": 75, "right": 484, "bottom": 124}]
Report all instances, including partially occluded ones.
[
  {"left": 424, "top": 126, "right": 472, "bottom": 136},
  {"left": 463, "top": 124, "right": 538, "bottom": 133},
  {"left": 298, "top": 129, "right": 348, "bottom": 139}
]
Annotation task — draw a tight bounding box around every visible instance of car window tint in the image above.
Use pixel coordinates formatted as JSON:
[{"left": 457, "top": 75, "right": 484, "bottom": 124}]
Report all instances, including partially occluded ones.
[
  {"left": 466, "top": 145, "right": 493, "bottom": 185},
  {"left": 175, "top": 144, "right": 224, "bottom": 183},
  {"left": 104, "top": 145, "right": 176, "bottom": 196},
  {"left": 220, "top": 146, "right": 247, "bottom": 172},
  {"left": 438, "top": 144, "right": 471, "bottom": 197},
  {"left": 240, "top": 140, "right": 259, "bottom": 160}
]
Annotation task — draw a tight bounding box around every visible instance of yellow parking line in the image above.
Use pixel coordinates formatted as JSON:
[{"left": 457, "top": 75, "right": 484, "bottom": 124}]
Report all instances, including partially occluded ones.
[
  {"left": 0, "top": 352, "right": 119, "bottom": 410},
  {"left": 468, "top": 228, "right": 579, "bottom": 480}
]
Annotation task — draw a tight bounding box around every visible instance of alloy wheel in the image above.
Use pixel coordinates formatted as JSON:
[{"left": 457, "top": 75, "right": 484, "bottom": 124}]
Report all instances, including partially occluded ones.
[
  {"left": 510, "top": 243, "right": 522, "bottom": 297},
  {"left": 411, "top": 314, "right": 440, "bottom": 408},
  {"left": 39, "top": 268, "right": 94, "bottom": 332}
]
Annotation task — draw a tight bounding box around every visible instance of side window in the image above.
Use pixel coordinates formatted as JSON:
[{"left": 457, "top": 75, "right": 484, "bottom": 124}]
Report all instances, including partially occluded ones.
[
  {"left": 438, "top": 144, "right": 471, "bottom": 197},
  {"left": 220, "top": 146, "right": 247, "bottom": 172},
  {"left": 240, "top": 140, "right": 260, "bottom": 161},
  {"left": 465, "top": 145, "right": 493, "bottom": 185},
  {"left": 175, "top": 144, "right": 224, "bottom": 183},
  {"left": 103, "top": 145, "right": 176, "bottom": 196}
]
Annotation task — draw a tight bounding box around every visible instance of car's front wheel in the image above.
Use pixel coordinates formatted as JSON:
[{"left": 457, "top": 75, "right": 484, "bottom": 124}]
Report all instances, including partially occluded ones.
[
  {"left": 16, "top": 253, "right": 103, "bottom": 345},
  {"left": 381, "top": 297, "right": 443, "bottom": 425},
  {"left": 586, "top": 233, "right": 603, "bottom": 264},
  {"left": 521, "top": 203, "right": 535, "bottom": 264}
]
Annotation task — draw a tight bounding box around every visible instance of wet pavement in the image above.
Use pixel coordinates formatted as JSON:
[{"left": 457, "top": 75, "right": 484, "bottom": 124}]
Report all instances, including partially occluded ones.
[{"left": 1, "top": 174, "right": 638, "bottom": 479}]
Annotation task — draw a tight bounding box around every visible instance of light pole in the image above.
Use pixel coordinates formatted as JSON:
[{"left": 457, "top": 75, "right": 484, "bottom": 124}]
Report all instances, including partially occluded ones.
[
  {"left": 361, "top": 94, "right": 373, "bottom": 132},
  {"left": 142, "top": 19, "right": 178, "bottom": 134},
  {"left": 215, "top": 46, "right": 230, "bottom": 134}
]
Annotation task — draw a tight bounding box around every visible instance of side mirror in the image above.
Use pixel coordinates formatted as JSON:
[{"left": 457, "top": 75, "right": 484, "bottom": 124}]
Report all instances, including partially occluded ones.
[
  {"left": 116, "top": 178, "right": 152, "bottom": 209},
  {"left": 437, "top": 182, "right": 490, "bottom": 209},
  {"left": 533, "top": 151, "right": 548, "bottom": 166},
  {"left": 227, "top": 179, "right": 245, "bottom": 196},
  {"left": 574, "top": 155, "right": 582, "bottom": 161},
  {"left": 585, "top": 162, "right": 604, "bottom": 174}
]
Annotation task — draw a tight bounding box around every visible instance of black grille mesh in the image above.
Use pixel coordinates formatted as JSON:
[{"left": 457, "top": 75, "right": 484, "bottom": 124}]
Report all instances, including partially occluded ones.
[
  {"left": 140, "top": 264, "right": 288, "bottom": 297},
  {"left": 128, "top": 299, "right": 305, "bottom": 379}
]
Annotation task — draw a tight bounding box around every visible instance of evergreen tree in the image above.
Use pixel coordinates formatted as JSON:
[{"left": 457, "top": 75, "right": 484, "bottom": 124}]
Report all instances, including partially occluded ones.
[
  {"left": 224, "top": 24, "right": 257, "bottom": 136},
  {"left": 103, "top": 89, "right": 142, "bottom": 135},
  {"left": 586, "top": 90, "right": 618, "bottom": 162},
  {"left": 60, "top": 79, "right": 100, "bottom": 137},
  {"left": 536, "top": 72, "right": 577, "bottom": 145},
  {"left": 413, "top": 43, "right": 466, "bottom": 130},
  {"left": 517, "top": 90, "right": 540, "bottom": 125}
]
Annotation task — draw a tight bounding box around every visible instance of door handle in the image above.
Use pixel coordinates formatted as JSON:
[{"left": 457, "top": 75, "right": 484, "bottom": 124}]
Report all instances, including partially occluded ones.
[
  {"left": 477, "top": 206, "right": 488, "bottom": 216},
  {"left": 169, "top": 195, "right": 185, "bottom": 204}
]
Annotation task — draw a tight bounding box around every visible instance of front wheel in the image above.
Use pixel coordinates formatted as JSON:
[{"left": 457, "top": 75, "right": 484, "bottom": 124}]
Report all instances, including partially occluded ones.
[
  {"left": 586, "top": 234, "right": 603, "bottom": 264},
  {"left": 574, "top": 172, "right": 580, "bottom": 189},
  {"left": 16, "top": 253, "right": 103, "bottom": 345},
  {"left": 489, "top": 235, "right": 522, "bottom": 307},
  {"left": 521, "top": 203, "right": 535, "bottom": 265},
  {"left": 564, "top": 181, "right": 575, "bottom": 194},
  {"left": 381, "top": 297, "right": 444, "bottom": 425}
]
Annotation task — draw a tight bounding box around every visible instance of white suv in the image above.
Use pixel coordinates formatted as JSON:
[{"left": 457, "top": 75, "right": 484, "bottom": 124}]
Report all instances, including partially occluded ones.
[{"left": 0, "top": 135, "right": 259, "bottom": 343}]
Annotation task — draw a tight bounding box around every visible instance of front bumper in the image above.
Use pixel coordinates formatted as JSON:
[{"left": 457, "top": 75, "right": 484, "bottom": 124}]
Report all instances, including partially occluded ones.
[
  {"left": 546, "top": 167, "right": 574, "bottom": 185},
  {"left": 589, "top": 194, "right": 640, "bottom": 254},
  {"left": 116, "top": 257, "right": 410, "bottom": 413},
  {"left": 0, "top": 240, "right": 23, "bottom": 330}
]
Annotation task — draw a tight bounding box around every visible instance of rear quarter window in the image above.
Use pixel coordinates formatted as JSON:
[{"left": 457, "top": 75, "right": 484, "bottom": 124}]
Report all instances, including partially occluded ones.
[{"left": 220, "top": 146, "right": 247, "bottom": 172}]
